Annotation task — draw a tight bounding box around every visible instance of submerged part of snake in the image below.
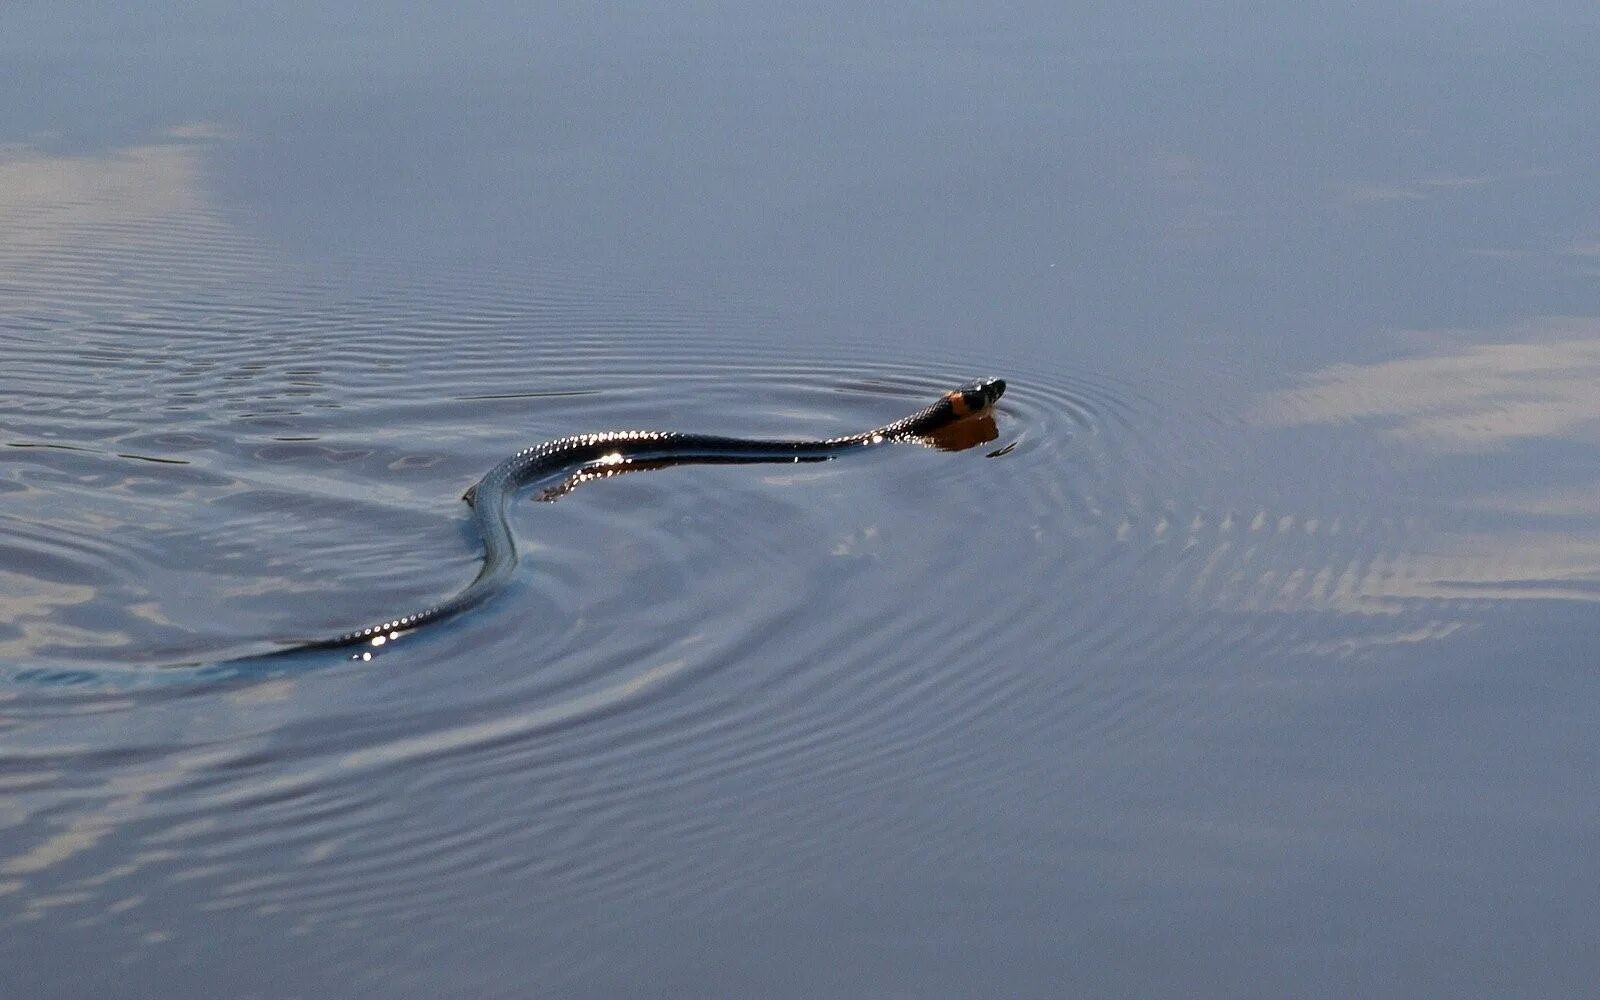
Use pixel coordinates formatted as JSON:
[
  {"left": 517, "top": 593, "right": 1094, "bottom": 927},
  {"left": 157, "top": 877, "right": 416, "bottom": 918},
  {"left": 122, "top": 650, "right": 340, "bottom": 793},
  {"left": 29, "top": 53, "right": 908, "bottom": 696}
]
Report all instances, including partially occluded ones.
[{"left": 279, "top": 378, "right": 1006, "bottom": 661}]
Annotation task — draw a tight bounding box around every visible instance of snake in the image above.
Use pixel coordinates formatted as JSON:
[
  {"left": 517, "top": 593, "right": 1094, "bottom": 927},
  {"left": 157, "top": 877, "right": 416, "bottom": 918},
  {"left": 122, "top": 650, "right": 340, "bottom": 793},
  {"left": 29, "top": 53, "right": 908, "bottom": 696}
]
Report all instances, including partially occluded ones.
[{"left": 282, "top": 378, "right": 1006, "bottom": 660}]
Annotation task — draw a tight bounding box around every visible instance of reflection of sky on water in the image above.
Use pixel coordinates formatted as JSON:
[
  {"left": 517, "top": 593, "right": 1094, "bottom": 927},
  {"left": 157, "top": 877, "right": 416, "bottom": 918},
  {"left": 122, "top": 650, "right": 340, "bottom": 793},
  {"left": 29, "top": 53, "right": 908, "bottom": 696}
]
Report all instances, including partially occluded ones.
[
  {"left": 0, "top": 127, "right": 274, "bottom": 340},
  {"left": 7, "top": 4, "right": 1600, "bottom": 994},
  {"left": 1252, "top": 320, "right": 1600, "bottom": 615},
  {"left": 0, "top": 137, "right": 185, "bottom": 658},
  {"left": 1263, "top": 320, "right": 1600, "bottom": 451},
  {"left": 0, "top": 131, "right": 275, "bottom": 663},
  {"left": 1, "top": 133, "right": 205, "bottom": 223}
]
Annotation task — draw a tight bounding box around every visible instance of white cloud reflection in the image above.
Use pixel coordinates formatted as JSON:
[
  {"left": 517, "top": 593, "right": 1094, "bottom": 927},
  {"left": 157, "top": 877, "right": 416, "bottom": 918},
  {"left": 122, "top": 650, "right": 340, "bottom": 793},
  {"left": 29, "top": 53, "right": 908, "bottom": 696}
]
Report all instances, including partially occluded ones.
[
  {"left": 1260, "top": 319, "right": 1600, "bottom": 452},
  {"left": 0, "top": 143, "right": 203, "bottom": 249},
  {"left": 1237, "top": 318, "right": 1600, "bottom": 639},
  {"left": 1336, "top": 173, "right": 1495, "bottom": 206},
  {"left": 0, "top": 125, "right": 264, "bottom": 314}
]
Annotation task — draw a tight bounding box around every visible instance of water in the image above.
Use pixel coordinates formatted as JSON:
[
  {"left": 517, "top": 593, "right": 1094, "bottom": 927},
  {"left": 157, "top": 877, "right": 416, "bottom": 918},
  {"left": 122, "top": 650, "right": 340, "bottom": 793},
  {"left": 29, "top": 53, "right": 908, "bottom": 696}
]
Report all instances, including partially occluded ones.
[{"left": 4, "top": 5, "right": 1600, "bottom": 996}]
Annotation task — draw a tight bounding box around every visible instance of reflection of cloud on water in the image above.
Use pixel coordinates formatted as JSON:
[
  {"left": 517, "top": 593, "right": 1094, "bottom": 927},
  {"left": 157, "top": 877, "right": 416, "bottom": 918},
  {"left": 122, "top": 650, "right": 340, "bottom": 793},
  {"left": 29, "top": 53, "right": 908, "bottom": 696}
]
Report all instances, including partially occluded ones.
[
  {"left": 1453, "top": 232, "right": 1600, "bottom": 267},
  {"left": 0, "top": 703, "right": 301, "bottom": 933},
  {"left": 0, "top": 746, "right": 238, "bottom": 880},
  {"left": 1337, "top": 173, "right": 1495, "bottom": 205},
  {"left": 1259, "top": 319, "right": 1600, "bottom": 451},
  {"left": 0, "top": 125, "right": 265, "bottom": 311},
  {"left": 1465, "top": 483, "right": 1600, "bottom": 522},
  {"left": 1231, "top": 320, "right": 1600, "bottom": 653},
  {"left": 0, "top": 126, "right": 286, "bottom": 662},
  {"left": 1296, "top": 620, "right": 1470, "bottom": 659},
  {"left": 1320, "top": 532, "right": 1600, "bottom": 607},
  {"left": 0, "top": 572, "right": 119, "bottom": 662},
  {"left": 161, "top": 121, "right": 236, "bottom": 141},
  {"left": 0, "top": 144, "right": 202, "bottom": 253},
  {"left": 1165, "top": 514, "right": 1600, "bottom": 620}
]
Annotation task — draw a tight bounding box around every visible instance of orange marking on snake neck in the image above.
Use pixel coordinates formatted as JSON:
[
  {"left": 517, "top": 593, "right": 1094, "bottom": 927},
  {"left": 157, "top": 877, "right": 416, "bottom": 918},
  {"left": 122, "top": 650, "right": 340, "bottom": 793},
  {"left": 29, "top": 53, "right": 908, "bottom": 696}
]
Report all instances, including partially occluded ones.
[{"left": 946, "top": 391, "right": 973, "bottom": 418}]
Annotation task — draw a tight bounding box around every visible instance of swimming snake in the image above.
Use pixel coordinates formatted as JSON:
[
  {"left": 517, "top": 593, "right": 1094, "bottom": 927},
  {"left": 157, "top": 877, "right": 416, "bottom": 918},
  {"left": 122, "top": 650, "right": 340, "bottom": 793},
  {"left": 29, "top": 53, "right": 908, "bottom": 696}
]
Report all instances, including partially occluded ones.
[{"left": 285, "top": 378, "right": 1005, "bottom": 660}]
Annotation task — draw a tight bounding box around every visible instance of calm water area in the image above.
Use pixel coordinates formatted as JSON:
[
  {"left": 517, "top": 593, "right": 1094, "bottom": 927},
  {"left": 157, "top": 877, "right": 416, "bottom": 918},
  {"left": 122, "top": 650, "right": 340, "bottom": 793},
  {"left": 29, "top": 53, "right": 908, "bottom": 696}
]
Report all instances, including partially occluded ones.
[{"left": 4, "top": 4, "right": 1600, "bottom": 996}]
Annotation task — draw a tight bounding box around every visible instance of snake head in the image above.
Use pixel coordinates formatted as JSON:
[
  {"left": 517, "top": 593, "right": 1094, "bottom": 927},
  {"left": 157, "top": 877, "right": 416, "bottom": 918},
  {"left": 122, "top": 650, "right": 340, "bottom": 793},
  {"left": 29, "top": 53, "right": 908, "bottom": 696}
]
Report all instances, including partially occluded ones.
[{"left": 945, "top": 378, "right": 1006, "bottom": 418}]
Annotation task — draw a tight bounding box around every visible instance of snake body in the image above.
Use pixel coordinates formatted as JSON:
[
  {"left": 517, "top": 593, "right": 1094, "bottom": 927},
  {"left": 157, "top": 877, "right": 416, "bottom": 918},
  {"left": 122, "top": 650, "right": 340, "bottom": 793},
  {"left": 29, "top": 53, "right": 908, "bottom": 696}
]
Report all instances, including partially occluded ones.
[{"left": 290, "top": 378, "right": 1005, "bottom": 659}]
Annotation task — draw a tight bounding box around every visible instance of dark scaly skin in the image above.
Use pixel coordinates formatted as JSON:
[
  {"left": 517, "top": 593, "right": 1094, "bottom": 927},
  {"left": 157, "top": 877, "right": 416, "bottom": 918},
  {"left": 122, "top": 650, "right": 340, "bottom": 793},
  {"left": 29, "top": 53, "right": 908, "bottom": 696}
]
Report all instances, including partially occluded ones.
[{"left": 286, "top": 379, "right": 1005, "bottom": 659}]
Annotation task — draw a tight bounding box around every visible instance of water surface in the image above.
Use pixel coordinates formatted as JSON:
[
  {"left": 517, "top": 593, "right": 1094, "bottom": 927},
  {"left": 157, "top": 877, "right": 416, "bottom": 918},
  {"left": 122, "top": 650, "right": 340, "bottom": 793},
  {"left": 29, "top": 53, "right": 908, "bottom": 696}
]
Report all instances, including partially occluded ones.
[{"left": 4, "top": 4, "right": 1600, "bottom": 996}]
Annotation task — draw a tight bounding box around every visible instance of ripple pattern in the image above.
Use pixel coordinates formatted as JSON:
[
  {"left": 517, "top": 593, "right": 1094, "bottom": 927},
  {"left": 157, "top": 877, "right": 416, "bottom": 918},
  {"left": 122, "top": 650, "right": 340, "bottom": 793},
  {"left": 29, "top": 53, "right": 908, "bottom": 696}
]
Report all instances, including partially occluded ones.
[{"left": 0, "top": 133, "right": 1515, "bottom": 957}]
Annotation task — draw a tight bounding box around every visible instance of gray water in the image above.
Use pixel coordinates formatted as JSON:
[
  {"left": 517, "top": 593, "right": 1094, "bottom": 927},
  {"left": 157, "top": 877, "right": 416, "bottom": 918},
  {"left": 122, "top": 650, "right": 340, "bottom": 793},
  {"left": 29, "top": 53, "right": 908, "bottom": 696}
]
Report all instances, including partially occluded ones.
[{"left": 4, "top": 5, "right": 1600, "bottom": 996}]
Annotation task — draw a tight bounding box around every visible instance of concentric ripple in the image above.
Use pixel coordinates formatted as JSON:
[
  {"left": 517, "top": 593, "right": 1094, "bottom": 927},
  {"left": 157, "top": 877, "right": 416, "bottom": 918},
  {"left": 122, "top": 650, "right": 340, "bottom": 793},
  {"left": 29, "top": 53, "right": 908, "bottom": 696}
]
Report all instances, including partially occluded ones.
[
  {"left": 0, "top": 291, "right": 1450, "bottom": 939},
  {"left": 0, "top": 134, "right": 1491, "bottom": 949}
]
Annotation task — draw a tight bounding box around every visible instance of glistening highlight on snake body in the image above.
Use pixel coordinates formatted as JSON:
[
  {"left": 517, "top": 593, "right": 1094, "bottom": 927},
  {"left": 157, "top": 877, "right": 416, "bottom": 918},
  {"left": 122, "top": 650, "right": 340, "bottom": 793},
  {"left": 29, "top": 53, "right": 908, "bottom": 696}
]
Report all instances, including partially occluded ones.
[{"left": 280, "top": 378, "right": 1006, "bottom": 661}]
